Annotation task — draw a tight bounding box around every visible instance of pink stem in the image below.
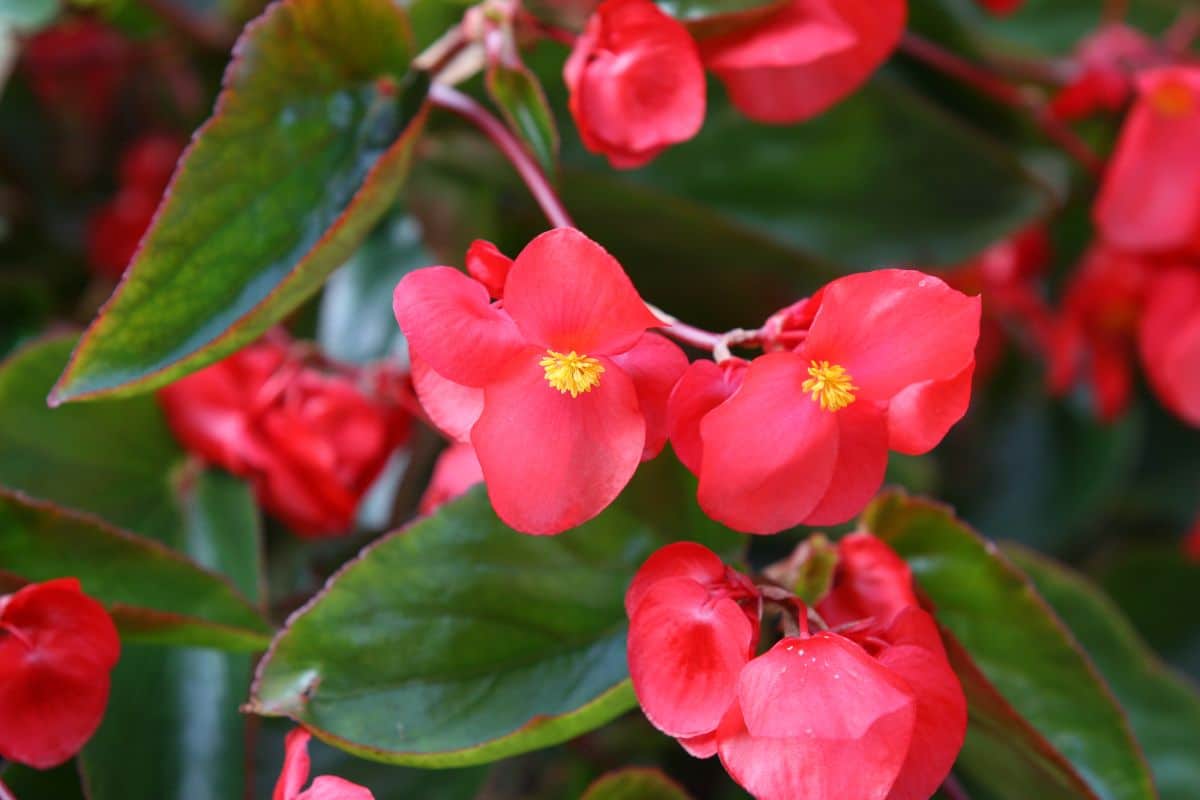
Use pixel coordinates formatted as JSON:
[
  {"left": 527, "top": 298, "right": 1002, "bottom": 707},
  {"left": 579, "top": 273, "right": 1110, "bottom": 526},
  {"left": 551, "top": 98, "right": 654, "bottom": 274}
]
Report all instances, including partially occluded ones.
[
  {"left": 899, "top": 33, "right": 1104, "bottom": 175},
  {"left": 429, "top": 84, "right": 575, "bottom": 229}
]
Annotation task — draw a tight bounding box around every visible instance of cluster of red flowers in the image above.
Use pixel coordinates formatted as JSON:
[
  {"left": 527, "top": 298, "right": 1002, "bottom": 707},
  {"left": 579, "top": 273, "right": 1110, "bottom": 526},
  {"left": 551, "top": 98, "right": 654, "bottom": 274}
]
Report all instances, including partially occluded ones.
[
  {"left": 159, "top": 336, "right": 413, "bottom": 536},
  {"left": 626, "top": 536, "right": 966, "bottom": 800},
  {"left": 86, "top": 134, "right": 185, "bottom": 280},
  {"left": 564, "top": 0, "right": 907, "bottom": 167},
  {"left": 0, "top": 579, "right": 119, "bottom": 770},
  {"left": 395, "top": 228, "right": 980, "bottom": 536}
]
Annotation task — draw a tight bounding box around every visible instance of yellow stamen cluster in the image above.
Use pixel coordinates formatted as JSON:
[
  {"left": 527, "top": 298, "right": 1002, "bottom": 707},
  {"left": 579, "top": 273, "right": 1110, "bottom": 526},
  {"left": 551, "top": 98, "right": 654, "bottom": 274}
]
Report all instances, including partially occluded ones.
[
  {"left": 802, "top": 360, "right": 858, "bottom": 412},
  {"left": 540, "top": 349, "right": 604, "bottom": 398}
]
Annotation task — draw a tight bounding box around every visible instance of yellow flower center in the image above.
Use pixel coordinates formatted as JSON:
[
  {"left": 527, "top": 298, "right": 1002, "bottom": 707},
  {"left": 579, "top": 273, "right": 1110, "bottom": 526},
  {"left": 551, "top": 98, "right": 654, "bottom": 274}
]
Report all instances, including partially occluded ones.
[
  {"left": 1150, "top": 81, "right": 1194, "bottom": 118},
  {"left": 802, "top": 360, "right": 858, "bottom": 412},
  {"left": 540, "top": 349, "right": 604, "bottom": 398}
]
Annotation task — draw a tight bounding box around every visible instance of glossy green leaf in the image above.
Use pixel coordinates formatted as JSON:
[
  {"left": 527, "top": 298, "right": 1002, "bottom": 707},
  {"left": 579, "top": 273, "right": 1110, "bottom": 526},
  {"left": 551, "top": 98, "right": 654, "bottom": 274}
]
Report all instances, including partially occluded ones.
[
  {"left": 0, "top": 490, "right": 270, "bottom": 650},
  {"left": 1007, "top": 544, "right": 1200, "bottom": 800},
  {"left": 487, "top": 63, "right": 560, "bottom": 178},
  {"left": 81, "top": 462, "right": 266, "bottom": 800},
  {"left": 317, "top": 208, "right": 431, "bottom": 364},
  {"left": 582, "top": 768, "right": 693, "bottom": 800},
  {"left": 863, "top": 492, "right": 1156, "bottom": 800},
  {"left": 654, "top": 0, "right": 780, "bottom": 19},
  {"left": 249, "top": 460, "right": 745, "bottom": 766},
  {"left": 49, "top": 0, "right": 429, "bottom": 404}
]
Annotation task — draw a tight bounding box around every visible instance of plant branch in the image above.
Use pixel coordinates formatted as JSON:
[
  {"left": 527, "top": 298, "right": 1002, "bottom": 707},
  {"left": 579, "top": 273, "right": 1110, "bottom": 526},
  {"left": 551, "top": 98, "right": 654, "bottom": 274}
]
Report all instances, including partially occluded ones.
[
  {"left": 899, "top": 33, "right": 1104, "bottom": 175},
  {"left": 429, "top": 83, "right": 575, "bottom": 229}
]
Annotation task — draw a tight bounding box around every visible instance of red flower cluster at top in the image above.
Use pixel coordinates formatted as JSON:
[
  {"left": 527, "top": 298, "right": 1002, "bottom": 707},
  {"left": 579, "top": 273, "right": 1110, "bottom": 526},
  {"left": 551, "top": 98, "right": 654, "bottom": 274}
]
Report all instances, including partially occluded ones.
[
  {"left": 564, "top": 0, "right": 907, "bottom": 167},
  {"left": 626, "top": 536, "right": 966, "bottom": 800},
  {"left": 159, "top": 337, "right": 412, "bottom": 536},
  {"left": 0, "top": 579, "right": 120, "bottom": 769},
  {"left": 273, "top": 728, "right": 374, "bottom": 800},
  {"left": 1049, "top": 67, "right": 1200, "bottom": 428},
  {"left": 87, "top": 134, "right": 185, "bottom": 280},
  {"left": 394, "top": 228, "right": 979, "bottom": 536}
]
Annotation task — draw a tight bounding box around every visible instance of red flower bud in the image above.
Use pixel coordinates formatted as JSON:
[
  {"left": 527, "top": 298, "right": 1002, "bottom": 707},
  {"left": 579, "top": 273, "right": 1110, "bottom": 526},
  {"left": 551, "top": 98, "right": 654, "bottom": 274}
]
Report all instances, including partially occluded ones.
[
  {"left": 0, "top": 578, "right": 120, "bottom": 769},
  {"left": 159, "top": 341, "right": 412, "bottom": 536},
  {"left": 699, "top": 0, "right": 906, "bottom": 125},
  {"left": 419, "top": 442, "right": 485, "bottom": 515},
  {"left": 565, "top": 0, "right": 706, "bottom": 168},
  {"left": 273, "top": 728, "right": 374, "bottom": 800}
]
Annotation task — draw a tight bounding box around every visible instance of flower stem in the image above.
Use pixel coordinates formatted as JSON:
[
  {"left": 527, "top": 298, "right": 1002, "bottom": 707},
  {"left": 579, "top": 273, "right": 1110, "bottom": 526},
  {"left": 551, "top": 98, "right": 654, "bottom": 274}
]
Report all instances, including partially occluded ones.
[
  {"left": 429, "top": 84, "right": 575, "bottom": 229},
  {"left": 899, "top": 33, "right": 1104, "bottom": 175}
]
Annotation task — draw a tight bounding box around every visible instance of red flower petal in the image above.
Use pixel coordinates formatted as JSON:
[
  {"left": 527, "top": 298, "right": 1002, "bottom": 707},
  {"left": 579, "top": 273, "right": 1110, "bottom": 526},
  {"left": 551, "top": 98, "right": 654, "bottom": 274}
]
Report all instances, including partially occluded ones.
[
  {"left": 667, "top": 358, "right": 748, "bottom": 475},
  {"left": 628, "top": 577, "right": 755, "bottom": 738},
  {"left": 393, "top": 267, "right": 526, "bottom": 387},
  {"left": 679, "top": 731, "right": 719, "bottom": 759},
  {"left": 717, "top": 634, "right": 916, "bottom": 800},
  {"left": 803, "top": 269, "right": 980, "bottom": 404},
  {"left": 1140, "top": 267, "right": 1200, "bottom": 426},
  {"left": 0, "top": 579, "right": 120, "bottom": 769},
  {"left": 411, "top": 354, "right": 483, "bottom": 443},
  {"left": 702, "top": 0, "right": 907, "bottom": 124},
  {"left": 626, "top": 541, "right": 729, "bottom": 618},
  {"left": 296, "top": 777, "right": 376, "bottom": 800},
  {"left": 609, "top": 333, "right": 689, "bottom": 460},
  {"left": 419, "top": 443, "right": 484, "bottom": 516},
  {"left": 876, "top": 610, "right": 967, "bottom": 800},
  {"left": 471, "top": 353, "right": 645, "bottom": 534},
  {"left": 1095, "top": 67, "right": 1200, "bottom": 256},
  {"left": 274, "top": 728, "right": 314, "bottom": 800},
  {"left": 818, "top": 533, "right": 919, "bottom": 629},
  {"left": 466, "top": 239, "right": 513, "bottom": 299},
  {"left": 885, "top": 362, "right": 975, "bottom": 455},
  {"left": 803, "top": 400, "right": 888, "bottom": 526},
  {"left": 697, "top": 353, "right": 838, "bottom": 533},
  {"left": 502, "top": 229, "right": 660, "bottom": 355}
]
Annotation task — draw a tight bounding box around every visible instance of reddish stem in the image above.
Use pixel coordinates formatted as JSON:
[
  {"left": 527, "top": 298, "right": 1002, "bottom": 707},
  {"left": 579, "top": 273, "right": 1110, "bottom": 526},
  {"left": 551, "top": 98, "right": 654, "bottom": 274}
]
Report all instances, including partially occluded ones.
[
  {"left": 899, "top": 33, "right": 1104, "bottom": 175},
  {"left": 430, "top": 83, "right": 575, "bottom": 229}
]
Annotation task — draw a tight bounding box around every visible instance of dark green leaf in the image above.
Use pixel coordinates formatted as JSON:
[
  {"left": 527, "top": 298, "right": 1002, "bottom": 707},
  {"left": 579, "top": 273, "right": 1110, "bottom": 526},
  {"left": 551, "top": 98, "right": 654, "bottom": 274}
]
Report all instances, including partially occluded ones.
[
  {"left": 49, "top": 0, "right": 429, "bottom": 404},
  {"left": 317, "top": 208, "right": 431, "bottom": 364},
  {"left": 654, "top": 0, "right": 780, "bottom": 19},
  {"left": 81, "top": 466, "right": 266, "bottom": 800},
  {"left": 863, "top": 492, "right": 1156, "bottom": 800},
  {"left": 0, "top": 490, "right": 271, "bottom": 650},
  {"left": 249, "top": 459, "right": 744, "bottom": 766},
  {"left": 1101, "top": 548, "right": 1200, "bottom": 667},
  {"left": 487, "top": 63, "right": 560, "bottom": 178},
  {"left": 1, "top": 763, "right": 86, "bottom": 800},
  {"left": 582, "top": 768, "right": 693, "bottom": 800},
  {"left": 1006, "top": 544, "right": 1200, "bottom": 800}
]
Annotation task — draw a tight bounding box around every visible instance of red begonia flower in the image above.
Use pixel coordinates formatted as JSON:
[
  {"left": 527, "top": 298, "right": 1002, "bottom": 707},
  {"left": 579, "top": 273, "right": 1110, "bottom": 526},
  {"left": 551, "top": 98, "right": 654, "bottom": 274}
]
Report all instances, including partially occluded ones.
[
  {"left": 975, "top": 0, "right": 1023, "bottom": 15},
  {"left": 717, "top": 633, "right": 917, "bottom": 800},
  {"left": 394, "top": 228, "right": 685, "bottom": 535},
  {"left": 667, "top": 358, "right": 748, "bottom": 474},
  {"left": 1095, "top": 67, "right": 1200, "bottom": 258},
  {"left": 466, "top": 239, "right": 513, "bottom": 299},
  {"left": 818, "top": 532, "right": 919, "bottom": 629},
  {"left": 699, "top": 0, "right": 906, "bottom": 125},
  {"left": 697, "top": 270, "right": 979, "bottom": 533},
  {"left": 1139, "top": 266, "right": 1200, "bottom": 426},
  {"left": 274, "top": 728, "right": 374, "bottom": 800},
  {"left": 159, "top": 340, "right": 411, "bottom": 536},
  {"left": 626, "top": 542, "right": 760, "bottom": 739},
  {"left": 410, "top": 354, "right": 483, "bottom": 443},
  {"left": 419, "top": 442, "right": 485, "bottom": 515},
  {"left": 1049, "top": 24, "right": 1158, "bottom": 121},
  {"left": 0, "top": 578, "right": 120, "bottom": 769},
  {"left": 565, "top": 0, "right": 706, "bottom": 168},
  {"left": 1048, "top": 244, "right": 1151, "bottom": 422},
  {"left": 21, "top": 18, "right": 132, "bottom": 127}
]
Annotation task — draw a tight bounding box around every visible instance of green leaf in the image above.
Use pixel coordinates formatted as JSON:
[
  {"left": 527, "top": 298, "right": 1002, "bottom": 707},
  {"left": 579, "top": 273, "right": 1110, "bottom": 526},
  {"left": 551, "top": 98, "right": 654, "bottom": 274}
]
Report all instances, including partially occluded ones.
[
  {"left": 0, "top": 0, "right": 59, "bottom": 31},
  {"left": 863, "top": 492, "right": 1156, "bottom": 800},
  {"left": 582, "top": 768, "right": 693, "bottom": 800},
  {"left": 249, "top": 460, "right": 744, "bottom": 767},
  {"left": 0, "top": 489, "right": 271, "bottom": 651},
  {"left": 654, "top": 0, "right": 780, "bottom": 19},
  {"left": 622, "top": 74, "right": 1057, "bottom": 269},
  {"left": 487, "top": 63, "right": 560, "bottom": 178},
  {"left": 49, "top": 0, "right": 429, "bottom": 405},
  {"left": 1006, "top": 544, "right": 1200, "bottom": 800},
  {"left": 80, "top": 462, "right": 267, "bottom": 800},
  {"left": 317, "top": 208, "right": 431, "bottom": 364}
]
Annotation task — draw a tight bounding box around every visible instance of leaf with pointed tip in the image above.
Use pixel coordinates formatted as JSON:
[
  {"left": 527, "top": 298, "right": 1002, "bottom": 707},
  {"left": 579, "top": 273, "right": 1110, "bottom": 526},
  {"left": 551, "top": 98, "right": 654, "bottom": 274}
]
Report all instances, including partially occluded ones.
[
  {"left": 1007, "top": 544, "right": 1200, "bottom": 800},
  {"left": 49, "top": 0, "right": 428, "bottom": 404},
  {"left": 863, "top": 492, "right": 1156, "bottom": 800},
  {"left": 249, "top": 459, "right": 745, "bottom": 766}
]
